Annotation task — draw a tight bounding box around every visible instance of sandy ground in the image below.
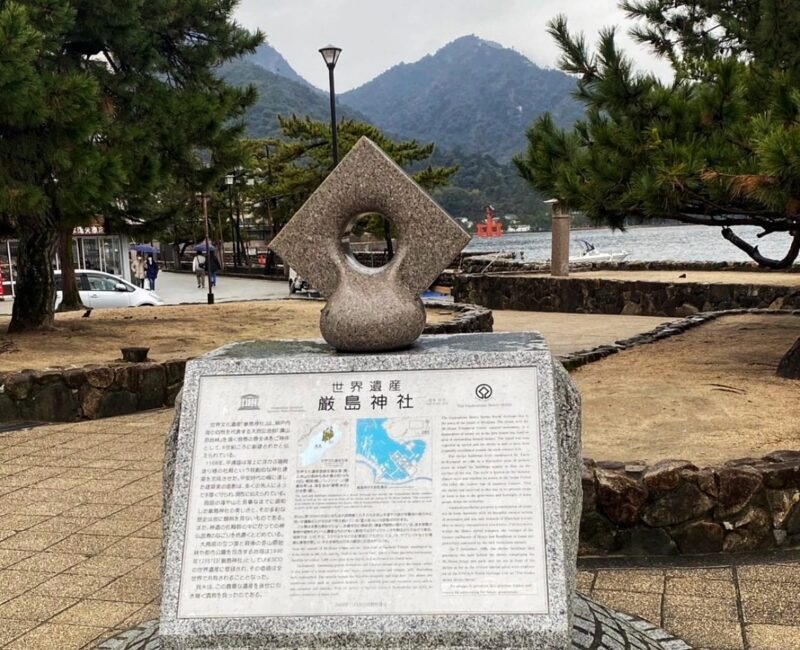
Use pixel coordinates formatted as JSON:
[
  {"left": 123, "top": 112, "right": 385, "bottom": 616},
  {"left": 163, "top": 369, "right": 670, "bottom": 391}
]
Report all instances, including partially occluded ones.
[
  {"left": 0, "top": 303, "right": 670, "bottom": 373},
  {"left": 490, "top": 311, "right": 672, "bottom": 357},
  {"left": 571, "top": 269, "right": 800, "bottom": 286},
  {"left": 0, "top": 301, "right": 459, "bottom": 372},
  {"left": 575, "top": 313, "right": 800, "bottom": 464}
]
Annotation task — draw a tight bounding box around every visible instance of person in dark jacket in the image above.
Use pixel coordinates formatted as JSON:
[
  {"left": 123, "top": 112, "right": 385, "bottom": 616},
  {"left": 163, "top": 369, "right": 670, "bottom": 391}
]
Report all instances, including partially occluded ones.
[
  {"left": 145, "top": 254, "right": 159, "bottom": 291},
  {"left": 208, "top": 251, "right": 220, "bottom": 287}
]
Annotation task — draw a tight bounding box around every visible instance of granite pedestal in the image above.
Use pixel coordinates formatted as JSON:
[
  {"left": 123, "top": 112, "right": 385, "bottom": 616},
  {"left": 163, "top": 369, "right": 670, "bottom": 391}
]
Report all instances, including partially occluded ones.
[{"left": 160, "top": 332, "right": 581, "bottom": 649}]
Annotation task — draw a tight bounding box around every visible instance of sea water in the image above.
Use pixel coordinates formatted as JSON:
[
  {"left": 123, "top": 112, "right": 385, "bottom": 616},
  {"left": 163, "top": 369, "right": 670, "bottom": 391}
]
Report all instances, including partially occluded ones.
[{"left": 464, "top": 224, "right": 798, "bottom": 264}]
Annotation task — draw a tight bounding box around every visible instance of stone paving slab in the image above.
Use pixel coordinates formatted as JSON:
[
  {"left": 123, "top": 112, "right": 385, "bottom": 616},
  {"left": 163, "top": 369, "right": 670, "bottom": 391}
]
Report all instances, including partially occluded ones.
[
  {"left": 581, "top": 551, "right": 800, "bottom": 650},
  {"left": 0, "top": 411, "right": 798, "bottom": 649}
]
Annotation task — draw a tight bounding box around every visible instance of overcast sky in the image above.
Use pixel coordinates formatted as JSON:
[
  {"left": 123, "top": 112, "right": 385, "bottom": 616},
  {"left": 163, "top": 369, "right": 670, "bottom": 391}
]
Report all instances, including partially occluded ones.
[{"left": 233, "top": 0, "right": 671, "bottom": 92}]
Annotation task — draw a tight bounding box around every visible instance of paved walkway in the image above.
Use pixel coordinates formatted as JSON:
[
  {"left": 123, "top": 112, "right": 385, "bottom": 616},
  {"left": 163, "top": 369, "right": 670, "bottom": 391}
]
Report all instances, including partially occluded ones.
[
  {"left": 580, "top": 553, "right": 800, "bottom": 650},
  {"left": 0, "top": 410, "right": 797, "bottom": 649},
  {"left": 0, "top": 271, "right": 288, "bottom": 316}
]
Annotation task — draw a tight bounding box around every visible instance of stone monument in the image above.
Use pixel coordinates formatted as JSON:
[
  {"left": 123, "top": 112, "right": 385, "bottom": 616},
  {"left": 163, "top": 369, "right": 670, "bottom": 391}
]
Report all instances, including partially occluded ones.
[
  {"left": 270, "top": 137, "right": 471, "bottom": 352},
  {"left": 100, "top": 138, "right": 690, "bottom": 650}
]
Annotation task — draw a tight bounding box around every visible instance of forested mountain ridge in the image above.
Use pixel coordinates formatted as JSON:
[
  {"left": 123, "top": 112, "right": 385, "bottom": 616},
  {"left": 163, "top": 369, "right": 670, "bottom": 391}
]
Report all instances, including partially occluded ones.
[
  {"left": 221, "top": 39, "right": 561, "bottom": 220},
  {"left": 218, "top": 59, "right": 370, "bottom": 138},
  {"left": 341, "top": 35, "right": 582, "bottom": 162},
  {"left": 247, "top": 43, "right": 318, "bottom": 90}
]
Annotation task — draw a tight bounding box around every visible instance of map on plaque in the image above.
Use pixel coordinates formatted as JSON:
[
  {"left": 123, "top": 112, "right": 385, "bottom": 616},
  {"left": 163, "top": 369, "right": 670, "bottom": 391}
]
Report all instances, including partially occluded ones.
[{"left": 176, "top": 366, "right": 548, "bottom": 619}]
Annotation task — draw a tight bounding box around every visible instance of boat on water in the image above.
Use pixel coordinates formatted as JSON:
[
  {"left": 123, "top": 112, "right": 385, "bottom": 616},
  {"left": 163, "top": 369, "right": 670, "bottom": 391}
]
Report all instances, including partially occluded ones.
[
  {"left": 569, "top": 239, "right": 630, "bottom": 264},
  {"left": 507, "top": 223, "right": 532, "bottom": 233}
]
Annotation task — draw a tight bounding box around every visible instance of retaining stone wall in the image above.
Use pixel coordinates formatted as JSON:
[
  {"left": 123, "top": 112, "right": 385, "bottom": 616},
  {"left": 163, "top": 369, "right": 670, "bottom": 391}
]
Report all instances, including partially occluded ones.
[
  {"left": 560, "top": 308, "right": 800, "bottom": 371},
  {"left": 452, "top": 273, "right": 800, "bottom": 317},
  {"left": 422, "top": 301, "right": 493, "bottom": 334},
  {"left": 581, "top": 453, "right": 800, "bottom": 556},
  {"left": 0, "top": 360, "right": 186, "bottom": 422},
  {"left": 459, "top": 255, "right": 800, "bottom": 275}
]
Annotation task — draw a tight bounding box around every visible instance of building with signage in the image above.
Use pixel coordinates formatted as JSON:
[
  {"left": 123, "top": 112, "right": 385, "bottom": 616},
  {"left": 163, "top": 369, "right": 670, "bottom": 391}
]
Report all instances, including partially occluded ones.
[{"left": 1, "top": 227, "right": 132, "bottom": 297}]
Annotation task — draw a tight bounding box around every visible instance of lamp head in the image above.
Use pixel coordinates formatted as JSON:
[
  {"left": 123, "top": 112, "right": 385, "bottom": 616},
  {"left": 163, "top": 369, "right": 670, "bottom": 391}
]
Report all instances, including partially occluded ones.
[{"left": 319, "top": 45, "right": 342, "bottom": 68}]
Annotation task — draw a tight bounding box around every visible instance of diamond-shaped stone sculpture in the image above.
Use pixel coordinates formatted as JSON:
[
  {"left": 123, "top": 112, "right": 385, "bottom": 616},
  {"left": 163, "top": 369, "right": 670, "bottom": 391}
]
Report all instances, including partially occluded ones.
[{"left": 271, "top": 137, "right": 470, "bottom": 352}]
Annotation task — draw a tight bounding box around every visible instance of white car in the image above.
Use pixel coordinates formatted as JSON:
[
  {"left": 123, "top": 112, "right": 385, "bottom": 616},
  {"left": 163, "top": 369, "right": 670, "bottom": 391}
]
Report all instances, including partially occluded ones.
[{"left": 55, "top": 270, "right": 165, "bottom": 309}]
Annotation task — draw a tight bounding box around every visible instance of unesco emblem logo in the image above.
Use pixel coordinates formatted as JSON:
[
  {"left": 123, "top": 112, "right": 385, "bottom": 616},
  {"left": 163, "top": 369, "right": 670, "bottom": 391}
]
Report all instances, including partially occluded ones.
[
  {"left": 475, "top": 384, "right": 493, "bottom": 400},
  {"left": 238, "top": 394, "right": 260, "bottom": 411}
]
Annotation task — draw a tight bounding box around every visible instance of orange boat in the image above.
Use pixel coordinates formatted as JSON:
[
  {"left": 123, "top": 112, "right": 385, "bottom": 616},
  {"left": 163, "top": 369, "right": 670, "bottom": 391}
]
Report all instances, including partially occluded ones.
[{"left": 475, "top": 205, "right": 504, "bottom": 237}]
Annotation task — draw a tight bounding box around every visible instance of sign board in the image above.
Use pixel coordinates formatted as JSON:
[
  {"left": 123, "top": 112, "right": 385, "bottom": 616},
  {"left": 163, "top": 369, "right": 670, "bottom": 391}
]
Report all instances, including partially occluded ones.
[
  {"left": 160, "top": 333, "right": 579, "bottom": 650},
  {"left": 177, "top": 367, "right": 548, "bottom": 619}
]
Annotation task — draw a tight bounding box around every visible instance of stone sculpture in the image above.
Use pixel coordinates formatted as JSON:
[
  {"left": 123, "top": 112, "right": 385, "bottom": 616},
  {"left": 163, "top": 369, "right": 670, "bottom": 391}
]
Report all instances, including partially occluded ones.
[{"left": 270, "top": 137, "right": 470, "bottom": 352}]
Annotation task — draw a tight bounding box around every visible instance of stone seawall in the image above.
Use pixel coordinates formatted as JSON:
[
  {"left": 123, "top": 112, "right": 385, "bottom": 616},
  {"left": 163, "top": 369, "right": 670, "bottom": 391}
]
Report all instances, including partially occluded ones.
[
  {"left": 581, "top": 453, "right": 800, "bottom": 556},
  {"left": 452, "top": 273, "right": 800, "bottom": 317},
  {"left": 459, "top": 256, "right": 800, "bottom": 275}
]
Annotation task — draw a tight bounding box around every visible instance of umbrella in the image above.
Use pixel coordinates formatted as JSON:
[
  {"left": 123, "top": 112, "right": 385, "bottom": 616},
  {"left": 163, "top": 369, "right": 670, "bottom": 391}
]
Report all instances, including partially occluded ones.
[
  {"left": 131, "top": 243, "right": 157, "bottom": 254},
  {"left": 195, "top": 243, "right": 216, "bottom": 253}
]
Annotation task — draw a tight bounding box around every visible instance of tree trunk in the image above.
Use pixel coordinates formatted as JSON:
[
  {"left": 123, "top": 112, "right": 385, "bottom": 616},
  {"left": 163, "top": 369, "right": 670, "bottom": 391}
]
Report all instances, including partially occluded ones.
[
  {"left": 56, "top": 226, "right": 84, "bottom": 312},
  {"left": 383, "top": 220, "right": 394, "bottom": 261},
  {"left": 8, "top": 227, "right": 58, "bottom": 333},
  {"left": 777, "top": 337, "right": 800, "bottom": 379},
  {"left": 722, "top": 228, "right": 800, "bottom": 268}
]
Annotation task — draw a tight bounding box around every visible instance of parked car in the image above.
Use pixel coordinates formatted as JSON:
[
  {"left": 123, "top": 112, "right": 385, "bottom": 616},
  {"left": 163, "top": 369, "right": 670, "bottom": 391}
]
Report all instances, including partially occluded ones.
[{"left": 55, "top": 270, "right": 165, "bottom": 309}]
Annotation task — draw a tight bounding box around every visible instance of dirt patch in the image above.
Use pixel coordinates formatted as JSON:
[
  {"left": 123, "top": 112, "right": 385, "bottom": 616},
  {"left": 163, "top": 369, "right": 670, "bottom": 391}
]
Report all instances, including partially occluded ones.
[
  {"left": 490, "top": 311, "right": 672, "bottom": 357},
  {"left": 574, "top": 313, "right": 800, "bottom": 465},
  {"left": 0, "top": 300, "right": 453, "bottom": 373},
  {"left": 563, "top": 270, "right": 800, "bottom": 286}
]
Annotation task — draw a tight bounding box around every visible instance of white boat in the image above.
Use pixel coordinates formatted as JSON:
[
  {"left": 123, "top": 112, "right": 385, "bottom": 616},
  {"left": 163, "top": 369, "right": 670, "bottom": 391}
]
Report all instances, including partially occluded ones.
[
  {"left": 507, "top": 223, "right": 532, "bottom": 233},
  {"left": 569, "top": 239, "right": 630, "bottom": 264}
]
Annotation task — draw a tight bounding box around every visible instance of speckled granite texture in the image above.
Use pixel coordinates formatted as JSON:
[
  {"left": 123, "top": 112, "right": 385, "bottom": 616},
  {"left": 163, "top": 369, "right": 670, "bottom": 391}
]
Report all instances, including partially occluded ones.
[
  {"left": 270, "top": 137, "right": 470, "bottom": 352},
  {"left": 161, "top": 332, "right": 581, "bottom": 649},
  {"left": 103, "top": 595, "right": 693, "bottom": 650}
]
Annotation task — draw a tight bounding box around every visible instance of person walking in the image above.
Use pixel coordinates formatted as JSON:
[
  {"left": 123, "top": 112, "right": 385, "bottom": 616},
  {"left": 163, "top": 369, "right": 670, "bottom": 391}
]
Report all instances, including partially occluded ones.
[
  {"left": 208, "top": 250, "right": 221, "bottom": 287},
  {"left": 193, "top": 253, "right": 205, "bottom": 288},
  {"left": 131, "top": 253, "right": 146, "bottom": 288},
  {"left": 145, "top": 254, "right": 159, "bottom": 291}
]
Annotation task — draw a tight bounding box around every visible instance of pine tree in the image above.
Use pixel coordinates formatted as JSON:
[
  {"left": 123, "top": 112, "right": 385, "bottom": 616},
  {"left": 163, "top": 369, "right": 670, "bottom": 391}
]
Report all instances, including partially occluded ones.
[
  {"left": 513, "top": 1, "right": 800, "bottom": 375},
  {"left": 514, "top": 3, "right": 800, "bottom": 268},
  {"left": 0, "top": 0, "right": 262, "bottom": 331}
]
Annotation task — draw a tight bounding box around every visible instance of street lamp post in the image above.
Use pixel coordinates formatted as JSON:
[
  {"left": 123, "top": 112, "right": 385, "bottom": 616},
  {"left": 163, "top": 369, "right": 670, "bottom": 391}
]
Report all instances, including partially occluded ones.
[
  {"left": 319, "top": 45, "right": 342, "bottom": 166},
  {"left": 201, "top": 193, "right": 214, "bottom": 304},
  {"left": 243, "top": 177, "right": 254, "bottom": 267},
  {"left": 225, "top": 174, "right": 236, "bottom": 271}
]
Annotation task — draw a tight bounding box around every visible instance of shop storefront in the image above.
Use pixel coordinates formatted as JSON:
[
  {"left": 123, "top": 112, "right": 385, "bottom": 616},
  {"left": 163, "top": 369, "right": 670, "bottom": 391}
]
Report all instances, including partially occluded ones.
[{"left": 1, "top": 227, "right": 131, "bottom": 298}]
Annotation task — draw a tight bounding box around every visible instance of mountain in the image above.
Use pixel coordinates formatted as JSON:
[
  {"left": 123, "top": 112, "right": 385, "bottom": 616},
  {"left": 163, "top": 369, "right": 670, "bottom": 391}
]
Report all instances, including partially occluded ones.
[
  {"left": 247, "top": 43, "right": 317, "bottom": 90},
  {"left": 424, "top": 148, "right": 548, "bottom": 224},
  {"left": 218, "top": 60, "right": 369, "bottom": 139},
  {"left": 341, "top": 35, "right": 583, "bottom": 162},
  {"left": 218, "top": 39, "right": 573, "bottom": 220}
]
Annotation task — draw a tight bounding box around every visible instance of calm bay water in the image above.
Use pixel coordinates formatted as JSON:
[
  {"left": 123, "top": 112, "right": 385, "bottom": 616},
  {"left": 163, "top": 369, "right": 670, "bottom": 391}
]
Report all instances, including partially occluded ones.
[{"left": 464, "top": 224, "right": 797, "bottom": 263}]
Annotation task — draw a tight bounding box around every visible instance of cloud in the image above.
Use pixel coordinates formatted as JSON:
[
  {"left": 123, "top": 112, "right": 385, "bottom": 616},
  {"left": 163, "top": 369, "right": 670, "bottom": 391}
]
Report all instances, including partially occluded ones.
[{"left": 234, "top": 0, "right": 672, "bottom": 91}]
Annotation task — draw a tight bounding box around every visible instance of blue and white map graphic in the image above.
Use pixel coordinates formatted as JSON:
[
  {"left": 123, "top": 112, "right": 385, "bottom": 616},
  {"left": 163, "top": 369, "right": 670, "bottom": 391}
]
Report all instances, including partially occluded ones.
[{"left": 355, "top": 418, "right": 431, "bottom": 486}]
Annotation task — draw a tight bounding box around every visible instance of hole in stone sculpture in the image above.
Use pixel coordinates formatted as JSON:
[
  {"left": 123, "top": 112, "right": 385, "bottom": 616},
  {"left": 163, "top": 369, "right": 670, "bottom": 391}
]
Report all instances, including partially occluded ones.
[{"left": 340, "top": 213, "right": 397, "bottom": 270}]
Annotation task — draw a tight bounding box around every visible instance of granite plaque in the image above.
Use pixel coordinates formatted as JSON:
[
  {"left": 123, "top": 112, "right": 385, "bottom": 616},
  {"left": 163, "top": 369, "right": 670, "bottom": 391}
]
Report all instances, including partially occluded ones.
[
  {"left": 161, "top": 333, "right": 581, "bottom": 650},
  {"left": 178, "top": 367, "right": 548, "bottom": 619}
]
